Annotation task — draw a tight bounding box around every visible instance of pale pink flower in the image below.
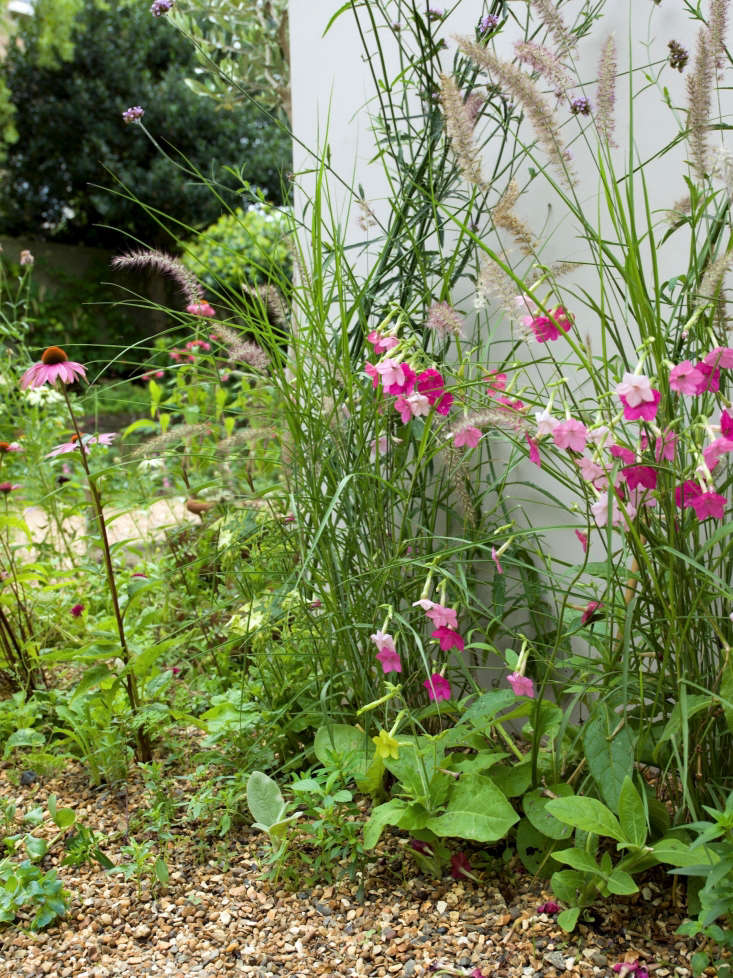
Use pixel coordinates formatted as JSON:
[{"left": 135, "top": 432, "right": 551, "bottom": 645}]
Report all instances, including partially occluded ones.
[
  {"left": 577, "top": 456, "right": 606, "bottom": 484},
  {"left": 591, "top": 495, "right": 610, "bottom": 527},
  {"left": 587, "top": 425, "right": 610, "bottom": 447},
  {"left": 424, "top": 604, "right": 458, "bottom": 629},
  {"left": 367, "top": 330, "right": 399, "bottom": 354},
  {"left": 655, "top": 429, "right": 677, "bottom": 462},
  {"left": 703, "top": 437, "right": 733, "bottom": 470},
  {"left": 46, "top": 433, "right": 117, "bottom": 459},
  {"left": 394, "top": 392, "right": 431, "bottom": 423},
  {"left": 21, "top": 347, "right": 87, "bottom": 389},
  {"left": 491, "top": 546, "right": 503, "bottom": 574},
  {"left": 514, "top": 293, "right": 539, "bottom": 321},
  {"left": 669, "top": 360, "right": 704, "bottom": 394},
  {"left": 375, "top": 358, "right": 407, "bottom": 389},
  {"left": 369, "top": 436, "right": 390, "bottom": 460},
  {"left": 553, "top": 418, "right": 588, "bottom": 452},
  {"left": 535, "top": 409, "right": 559, "bottom": 437},
  {"left": 424, "top": 674, "right": 452, "bottom": 701},
  {"left": 507, "top": 672, "right": 535, "bottom": 697},
  {"left": 370, "top": 630, "right": 397, "bottom": 654},
  {"left": 186, "top": 301, "right": 216, "bottom": 317},
  {"left": 615, "top": 372, "right": 654, "bottom": 407},
  {"left": 413, "top": 598, "right": 436, "bottom": 612},
  {"left": 703, "top": 346, "right": 733, "bottom": 368},
  {"left": 454, "top": 425, "right": 482, "bottom": 449}
]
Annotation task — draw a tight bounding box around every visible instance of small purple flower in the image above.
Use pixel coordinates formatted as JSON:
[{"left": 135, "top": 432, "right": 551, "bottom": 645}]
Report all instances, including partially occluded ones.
[
  {"left": 151, "top": 0, "right": 174, "bottom": 14},
  {"left": 70, "top": 603, "right": 84, "bottom": 618},
  {"left": 478, "top": 14, "right": 499, "bottom": 34},
  {"left": 427, "top": 6, "right": 445, "bottom": 20},
  {"left": 537, "top": 901, "right": 561, "bottom": 914},
  {"left": 570, "top": 96, "right": 591, "bottom": 115},
  {"left": 122, "top": 105, "right": 144, "bottom": 124}
]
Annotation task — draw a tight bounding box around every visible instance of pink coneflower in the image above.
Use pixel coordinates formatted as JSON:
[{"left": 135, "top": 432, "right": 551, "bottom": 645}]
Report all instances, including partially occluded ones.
[
  {"left": 186, "top": 301, "right": 215, "bottom": 318},
  {"left": 70, "top": 603, "right": 84, "bottom": 618},
  {"left": 46, "top": 432, "right": 117, "bottom": 458},
  {"left": 21, "top": 347, "right": 87, "bottom": 389},
  {"left": 424, "top": 674, "right": 452, "bottom": 701},
  {"left": 0, "top": 482, "right": 20, "bottom": 493},
  {"left": 0, "top": 441, "right": 21, "bottom": 454}
]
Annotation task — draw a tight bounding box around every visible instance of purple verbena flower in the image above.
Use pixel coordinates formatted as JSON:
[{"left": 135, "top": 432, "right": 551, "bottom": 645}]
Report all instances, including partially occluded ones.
[
  {"left": 570, "top": 96, "right": 591, "bottom": 115},
  {"left": 151, "top": 0, "right": 174, "bottom": 14},
  {"left": 122, "top": 106, "right": 144, "bottom": 124},
  {"left": 478, "top": 14, "right": 499, "bottom": 34}
]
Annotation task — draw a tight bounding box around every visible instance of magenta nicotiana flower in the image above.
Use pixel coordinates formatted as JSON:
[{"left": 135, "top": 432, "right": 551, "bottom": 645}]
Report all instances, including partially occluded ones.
[
  {"left": 581, "top": 601, "right": 603, "bottom": 625},
  {"left": 424, "top": 674, "right": 452, "bottom": 701},
  {"left": 527, "top": 306, "right": 572, "bottom": 342},
  {"left": 186, "top": 300, "right": 215, "bottom": 317},
  {"left": 688, "top": 490, "right": 727, "bottom": 521},
  {"left": 525, "top": 433, "right": 541, "bottom": 466},
  {"left": 370, "top": 630, "right": 402, "bottom": 673},
  {"left": 122, "top": 105, "right": 144, "bottom": 124},
  {"left": 46, "top": 432, "right": 117, "bottom": 459},
  {"left": 70, "top": 603, "right": 84, "bottom": 618},
  {"left": 552, "top": 418, "right": 588, "bottom": 453},
  {"left": 454, "top": 425, "right": 482, "bottom": 449},
  {"left": 417, "top": 369, "right": 452, "bottom": 414},
  {"left": 485, "top": 370, "right": 507, "bottom": 395},
  {"left": 431, "top": 626, "right": 465, "bottom": 651},
  {"left": 537, "top": 901, "right": 561, "bottom": 915},
  {"left": 608, "top": 443, "right": 635, "bottom": 465},
  {"left": 575, "top": 529, "right": 588, "bottom": 552},
  {"left": 721, "top": 410, "right": 733, "bottom": 438},
  {"left": 619, "top": 390, "right": 661, "bottom": 422},
  {"left": 507, "top": 672, "right": 535, "bottom": 697},
  {"left": 703, "top": 346, "right": 733, "bottom": 368},
  {"left": 669, "top": 360, "right": 704, "bottom": 394},
  {"left": 694, "top": 361, "right": 721, "bottom": 393},
  {"left": 450, "top": 851, "right": 473, "bottom": 880},
  {"left": 621, "top": 464, "right": 657, "bottom": 491},
  {"left": 21, "top": 347, "right": 87, "bottom": 389},
  {"left": 675, "top": 480, "right": 702, "bottom": 508}
]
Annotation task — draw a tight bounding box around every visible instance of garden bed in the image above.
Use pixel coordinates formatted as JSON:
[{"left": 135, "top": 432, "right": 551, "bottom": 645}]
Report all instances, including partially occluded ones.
[{"left": 0, "top": 762, "right": 696, "bottom": 978}]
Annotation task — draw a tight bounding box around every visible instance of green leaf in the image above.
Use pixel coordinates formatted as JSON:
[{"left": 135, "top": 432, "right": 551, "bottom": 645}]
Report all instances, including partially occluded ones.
[
  {"left": 583, "top": 702, "right": 634, "bottom": 810},
  {"left": 24, "top": 836, "right": 48, "bottom": 862},
  {"left": 550, "top": 869, "right": 586, "bottom": 905},
  {"left": 364, "top": 799, "right": 409, "bottom": 850},
  {"left": 721, "top": 655, "right": 733, "bottom": 735},
  {"left": 605, "top": 868, "right": 638, "bottom": 895},
  {"left": 515, "top": 818, "right": 558, "bottom": 878},
  {"left": 314, "top": 724, "right": 376, "bottom": 781},
  {"left": 656, "top": 695, "right": 713, "bottom": 746},
  {"left": 557, "top": 907, "right": 581, "bottom": 932},
  {"left": 425, "top": 774, "right": 518, "bottom": 842},
  {"left": 523, "top": 784, "right": 574, "bottom": 840},
  {"left": 490, "top": 759, "right": 532, "bottom": 798},
  {"left": 618, "top": 777, "right": 646, "bottom": 847},
  {"left": 460, "top": 690, "right": 516, "bottom": 730},
  {"left": 3, "top": 728, "right": 44, "bottom": 759},
  {"left": 652, "top": 837, "right": 718, "bottom": 868},
  {"left": 246, "top": 771, "right": 286, "bottom": 829},
  {"left": 51, "top": 808, "right": 76, "bottom": 830},
  {"left": 552, "top": 847, "right": 603, "bottom": 876},
  {"left": 545, "top": 796, "right": 624, "bottom": 842},
  {"left": 154, "top": 858, "right": 169, "bottom": 885}
]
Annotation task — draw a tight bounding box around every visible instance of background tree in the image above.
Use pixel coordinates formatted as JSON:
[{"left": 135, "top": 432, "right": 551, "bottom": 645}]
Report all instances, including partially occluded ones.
[{"left": 0, "top": 0, "right": 291, "bottom": 249}]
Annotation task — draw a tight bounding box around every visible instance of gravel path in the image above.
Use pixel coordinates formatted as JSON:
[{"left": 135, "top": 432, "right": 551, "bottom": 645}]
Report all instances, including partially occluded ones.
[{"left": 0, "top": 764, "right": 697, "bottom": 978}]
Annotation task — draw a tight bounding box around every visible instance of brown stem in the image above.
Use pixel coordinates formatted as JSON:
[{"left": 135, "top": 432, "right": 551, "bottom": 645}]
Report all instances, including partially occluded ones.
[{"left": 61, "top": 391, "right": 152, "bottom": 763}]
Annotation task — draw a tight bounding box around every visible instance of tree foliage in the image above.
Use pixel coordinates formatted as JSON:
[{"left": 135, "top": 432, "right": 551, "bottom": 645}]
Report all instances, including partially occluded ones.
[{"left": 0, "top": 0, "right": 291, "bottom": 248}]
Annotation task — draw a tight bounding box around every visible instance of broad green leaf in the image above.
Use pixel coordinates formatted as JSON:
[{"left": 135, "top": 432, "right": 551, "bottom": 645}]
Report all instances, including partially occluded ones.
[
  {"left": 605, "top": 868, "right": 638, "bottom": 895},
  {"left": 3, "top": 728, "right": 44, "bottom": 759},
  {"left": 460, "top": 690, "right": 516, "bottom": 730},
  {"left": 515, "top": 818, "right": 558, "bottom": 877},
  {"left": 490, "top": 759, "right": 532, "bottom": 798},
  {"left": 618, "top": 777, "right": 646, "bottom": 847},
  {"left": 51, "top": 808, "right": 75, "bottom": 830},
  {"left": 652, "top": 837, "right": 718, "bottom": 868},
  {"left": 583, "top": 702, "right": 634, "bottom": 810},
  {"left": 154, "top": 858, "right": 169, "bottom": 885},
  {"left": 545, "top": 796, "right": 624, "bottom": 842},
  {"left": 656, "top": 695, "right": 713, "bottom": 746},
  {"left": 553, "top": 847, "right": 604, "bottom": 876},
  {"left": 523, "top": 784, "right": 574, "bottom": 840},
  {"left": 314, "top": 724, "right": 376, "bottom": 781},
  {"left": 246, "top": 771, "right": 286, "bottom": 829},
  {"left": 364, "top": 799, "right": 409, "bottom": 850},
  {"left": 425, "top": 774, "right": 518, "bottom": 842},
  {"left": 558, "top": 907, "right": 581, "bottom": 931},
  {"left": 550, "top": 869, "right": 586, "bottom": 904},
  {"left": 25, "top": 836, "right": 48, "bottom": 862}
]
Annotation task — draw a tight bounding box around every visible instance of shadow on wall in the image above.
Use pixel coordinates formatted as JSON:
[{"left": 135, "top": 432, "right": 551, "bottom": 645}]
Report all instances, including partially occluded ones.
[{"left": 1, "top": 235, "right": 187, "bottom": 373}]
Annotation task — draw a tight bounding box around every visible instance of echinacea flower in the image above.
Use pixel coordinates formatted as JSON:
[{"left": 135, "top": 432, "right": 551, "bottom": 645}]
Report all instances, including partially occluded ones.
[
  {"left": 431, "top": 626, "right": 465, "bottom": 651},
  {"left": 0, "top": 441, "right": 21, "bottom": 453},
  {"left": 424, "top": 674, "right": 452, "bottom": 701},
  {"left": 507, "top": 672, "right": 535, "bottom": 697},
  {"left": 186, "top": 300, "right": 215, "bottom": 317},
  {"left": 0, "top": 482, "right": 20, "bottom": 493},
  {"left": 46, "top": 432, "right": 117, "bottom": 458},
  {"left": 20, "top": 347, "right": 87, "bottom": 389},
  {"left": 70, "top": 603, "right": 84, "bottom": 618},
  {"left": 454, "top": 425, "right": 482, "bottom": 449}
]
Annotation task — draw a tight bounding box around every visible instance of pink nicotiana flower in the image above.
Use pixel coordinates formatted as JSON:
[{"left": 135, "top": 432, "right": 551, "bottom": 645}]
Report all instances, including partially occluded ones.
[
  {"left": 721, "top": 409, "right": 733, "bottom": 438},
  {"left": 394, "top": 392, "right": 431, "bottom": 423},
  {"left": 370, "top": 436, "right": 390, "bottom": 459},
  {"left": 485, "top": 370, "right": 507, "bottom": 394},
  {"left": 575, "top": 529, "right": 588, "bottom": 552},
  {"left": 70, "top": 603, "right": 84, "bottom": 618},
  {"left": 376, "top": 645, "right": 402, "bottom": 674},
  {"left": 689, "top": 491, "right": 727, "bottom": 521},
  {"left": 577, "top": 456, "right": 607, "bottom": 486},
  {"left": 374, "top": 358, "right": 409, "bottom": 390},
  {"left": 675, "top": 480, "right": 702, "bottom": 508},
  {"left": 581, "top": 601, "right": 603, "bottom": 625},
  {"left": 413, "top": 598, "right": 435, "bottom": 612},
  {"left": 703, "top": 346, "right": 733, "bottom": 368},
  {"left": 669, "top": 360, "right": 704, "bottom": 394},
  {"left": 491, "top": 546, "right": 503, "bottom": 574},
  {"left": 552, "top": 418, "right": 588, "bottom": 453},
  {"left": 186, "top": 300, "right": 215, "bottom": 317},
  {"left": 514, "top": 293, "right": 539, "bottom": 321},
  {"left": 371, "top": 630, "right": 396, "bottom": 654},
  {"left": 185, "top": 339, "right": 211, "bottom": 352},
  {"left": 497, "top": 395, "right": 525, "bottom": 413},
  {"left": 608, "top": 443, "right": 636, "bottom": 466},
  {"left": 454, "top": 425, "right": 482, "bottom": 449},
  {"left": 507, "top": 672, "right": 535, "bottom": 697},
  {"left": 528, "top": 306, "right": 572, "bottom": 342},
  {"left": 587, "top": 425, "right": 610, "bottom": 446},
  {"left": 621, "top": 464, "right": 657, "bottom": 491},
  {"left": 367, "top": 330, "right": 399, "bottom": 354},
  {"left": 694, "top": 361, "right": 721, "bottom": 393},
  {"left": 450, "top": 852, "right": 473, "bottom": 880},
  {"left": 46, "top": 432, "right": 118, "bottom": 459},
  {"left": 416, "top": 368, "right": 446, "bottom": 404},
  {"left": 613, "top": 962, "right": 649, "bottom": 978},
  {"left": 424, "top": 674, "right": 452, "bottom": 701},
  {"left": 655, "top": 428, "right": 677, "bottom": 462},
  {"left": 424, "top": 604, "right": 458, "bottom": 630},
  {"left": 535, "top": 409, "right": 559, "bottom": 437},
  {"left": 431, "top": 626, "right": 464, "bottom": 651},
  {"left": 525, "top": 433, "right": 541, "bottom": 466},
  {"left": 619, "top": 389, "right": 661, "bottom": 421},
  {"left": 364, "top": 362, "right": 379, "bottom": 388},
  {"left": 703, "top": 437, "right": 733, "bottom": 471},
  {"left": 21, "top": 347, "right": 87, "bottom": 389}
]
